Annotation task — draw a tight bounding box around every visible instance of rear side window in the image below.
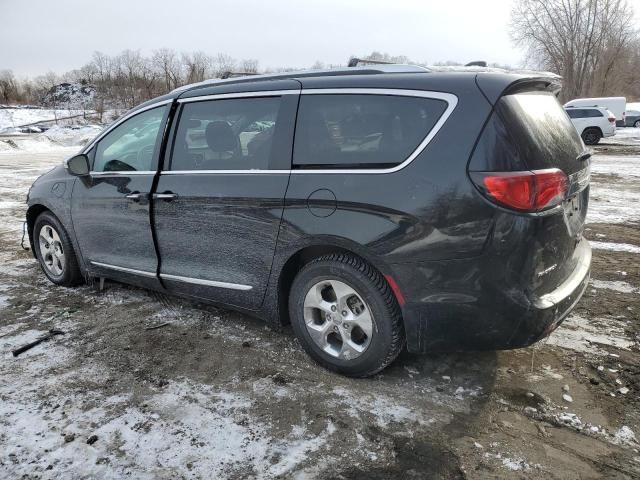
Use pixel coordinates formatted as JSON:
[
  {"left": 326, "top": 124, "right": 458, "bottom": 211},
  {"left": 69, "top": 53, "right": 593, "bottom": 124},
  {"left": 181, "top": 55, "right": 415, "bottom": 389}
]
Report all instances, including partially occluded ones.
[
  {"left": 293, "top": 94, "right": 447, "bottom": 169},
  {"left": 567, "top": 108, "right": 603, "bottom": 118},
  {"left": 171, "top": 97, "right": 281, "bottom": 171}
]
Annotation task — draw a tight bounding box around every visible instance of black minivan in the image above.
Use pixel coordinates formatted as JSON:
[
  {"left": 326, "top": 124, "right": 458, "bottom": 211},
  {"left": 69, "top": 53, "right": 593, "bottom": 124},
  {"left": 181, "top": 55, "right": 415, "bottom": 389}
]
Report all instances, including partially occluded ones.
[{"left": 26, "top": 65, "right": 591, "bottom": 376}]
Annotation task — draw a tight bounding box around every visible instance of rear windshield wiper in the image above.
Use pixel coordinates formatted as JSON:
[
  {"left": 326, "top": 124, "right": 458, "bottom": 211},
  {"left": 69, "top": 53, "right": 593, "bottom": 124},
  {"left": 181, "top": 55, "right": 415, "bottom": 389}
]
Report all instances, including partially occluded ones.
[{"left": 576, "top": 150, "right": 592, "bottom": 162}]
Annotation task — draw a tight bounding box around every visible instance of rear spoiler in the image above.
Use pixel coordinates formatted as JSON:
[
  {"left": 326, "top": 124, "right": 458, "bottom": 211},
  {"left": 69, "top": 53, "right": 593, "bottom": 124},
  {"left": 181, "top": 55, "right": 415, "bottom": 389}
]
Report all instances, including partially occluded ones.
[{"left": 476, "top": 75, "right": 563, "bottom": 104}]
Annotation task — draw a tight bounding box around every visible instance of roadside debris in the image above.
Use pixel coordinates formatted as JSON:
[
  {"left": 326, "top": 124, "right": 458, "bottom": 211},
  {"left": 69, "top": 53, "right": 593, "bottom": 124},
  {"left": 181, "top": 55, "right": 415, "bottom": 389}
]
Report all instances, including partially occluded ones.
[
  {"left": 11, "top": 329, "right": 65, "bottom": 357},
  {"left": 144, "top": 322, "right": 169, "bottom": 331}
]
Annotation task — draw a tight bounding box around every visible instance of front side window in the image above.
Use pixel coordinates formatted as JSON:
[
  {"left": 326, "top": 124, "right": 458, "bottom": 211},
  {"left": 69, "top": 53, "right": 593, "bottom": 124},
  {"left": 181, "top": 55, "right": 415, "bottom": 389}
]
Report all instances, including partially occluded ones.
[
  {"left": 170, "top": 97, "right": 281, "bottom": 171},
  {"left": 94, "top": 106, "right": 167, "bottom": 172},
  {"left": 293, "top": 94, "right": 448, "bottom": 169}
]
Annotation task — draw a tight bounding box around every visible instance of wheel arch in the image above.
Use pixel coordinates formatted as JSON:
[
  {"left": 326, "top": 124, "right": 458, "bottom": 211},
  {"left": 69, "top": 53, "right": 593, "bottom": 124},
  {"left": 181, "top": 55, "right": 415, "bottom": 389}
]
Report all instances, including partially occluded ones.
[
  {"left": 273, "top": 239, "right": 401, "bottom": 327},
  {"left": 26, "top": 203, "right": 87, "bottom": 274},
  {"left": 583, "top": 126, "right": 603, "bottom": 136},
  {"left": 26, "top": 204, "right": 52, "bottom": 256}
]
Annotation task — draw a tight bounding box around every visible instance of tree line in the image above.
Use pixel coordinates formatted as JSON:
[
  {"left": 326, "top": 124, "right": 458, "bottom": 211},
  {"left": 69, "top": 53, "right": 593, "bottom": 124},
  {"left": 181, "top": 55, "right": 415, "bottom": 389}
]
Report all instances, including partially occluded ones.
[
  {"left": 511, "top": 0, "right": 639, "bottom": 102},
  {"left": 2, "top": 0, "right": 640, "bottom": 115},
  {"left": 1, "top": 50, "right": 264, "bottom": 113},
  {"left": 0, "top": 51, "right": 412, "bottom": 115}
]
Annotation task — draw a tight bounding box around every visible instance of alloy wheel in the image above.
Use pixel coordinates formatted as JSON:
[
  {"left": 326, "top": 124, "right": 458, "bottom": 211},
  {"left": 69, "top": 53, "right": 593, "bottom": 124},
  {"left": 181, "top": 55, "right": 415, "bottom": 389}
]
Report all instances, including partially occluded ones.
[
  {"left": 38, "top": 224, "right": 65, "bottom": 276},
  {"left": 303, "top": 279, "right": 374, "bottom": 360}
]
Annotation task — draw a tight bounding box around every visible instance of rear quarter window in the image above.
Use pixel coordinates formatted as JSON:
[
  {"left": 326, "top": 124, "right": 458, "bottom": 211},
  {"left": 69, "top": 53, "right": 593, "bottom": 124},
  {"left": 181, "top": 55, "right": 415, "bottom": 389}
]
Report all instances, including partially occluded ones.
[
  {"left": 293, "top": 94, "right": 447, "bottom": 169},
  {"left": 497, "top": 92, "right": 584, "bottom": 174},
  {"left": 469, "top": 92, "right": 585, "bottom": 174}
]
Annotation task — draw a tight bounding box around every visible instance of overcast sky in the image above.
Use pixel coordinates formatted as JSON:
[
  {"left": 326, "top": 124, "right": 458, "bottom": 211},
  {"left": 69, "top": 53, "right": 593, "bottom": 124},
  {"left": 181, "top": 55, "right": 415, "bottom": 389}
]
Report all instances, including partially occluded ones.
[{"left": 1, "top": 0, "right": 524, "bottom": 77}]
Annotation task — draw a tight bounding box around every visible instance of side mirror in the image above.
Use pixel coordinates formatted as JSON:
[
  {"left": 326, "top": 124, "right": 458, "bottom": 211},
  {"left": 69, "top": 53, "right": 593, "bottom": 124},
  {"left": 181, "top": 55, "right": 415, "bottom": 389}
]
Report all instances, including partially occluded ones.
[{"left": 66, "top": 154, "right": 90, "bottom": 176}]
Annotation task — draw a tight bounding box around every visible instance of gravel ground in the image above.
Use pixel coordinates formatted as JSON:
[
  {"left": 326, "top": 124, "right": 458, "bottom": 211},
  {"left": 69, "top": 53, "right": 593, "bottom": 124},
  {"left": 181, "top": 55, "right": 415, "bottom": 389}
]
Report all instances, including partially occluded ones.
[{"left": 0, "top": 134, "right": 638, "bottom": 479}]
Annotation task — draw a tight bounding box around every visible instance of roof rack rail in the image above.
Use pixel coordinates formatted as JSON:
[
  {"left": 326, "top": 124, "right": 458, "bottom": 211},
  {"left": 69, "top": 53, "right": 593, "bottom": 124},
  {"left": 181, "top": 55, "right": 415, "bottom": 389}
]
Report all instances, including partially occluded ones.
[
  {"left": 348, "top": 57, "right": 396, "bottom": 67},
  {"left": 172, "top": 64, "right": 431, "bottom": 95},
  {"left": 220, "top": 71, "right": 259, "bottom": 79}
]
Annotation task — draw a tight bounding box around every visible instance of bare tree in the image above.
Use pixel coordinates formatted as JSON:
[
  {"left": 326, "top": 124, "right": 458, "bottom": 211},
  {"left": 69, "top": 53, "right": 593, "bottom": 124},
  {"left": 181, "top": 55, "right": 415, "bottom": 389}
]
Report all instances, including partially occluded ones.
[
  {"left": 152, "top": 48, "right": 183, "bottom": 91},
  {"left": 0, "top": 70, "right": 19, "bottom": 103},
  {"left": 215, "top": 53, "right": 236, "bottom": 77},
  {"left": 239, "top": 58, "right": 259, "bottom": 73},
  {"left": 182, "top": 51, "right": 214, "bottom": 83},
  {"left": 511, "top": 0, "right": 637, "bottom": 101}
]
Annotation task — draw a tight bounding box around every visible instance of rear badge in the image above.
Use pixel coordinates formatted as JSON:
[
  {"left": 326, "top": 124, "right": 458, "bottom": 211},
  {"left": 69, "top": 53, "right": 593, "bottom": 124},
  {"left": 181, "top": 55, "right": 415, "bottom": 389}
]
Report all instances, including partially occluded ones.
[{"left": 538, "top": 264, "right": 558, "bottom": 278}]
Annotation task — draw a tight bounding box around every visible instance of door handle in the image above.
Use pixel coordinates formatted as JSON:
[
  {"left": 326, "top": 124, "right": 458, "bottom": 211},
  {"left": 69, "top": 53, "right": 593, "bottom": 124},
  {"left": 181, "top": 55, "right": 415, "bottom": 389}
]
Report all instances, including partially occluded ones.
[
  {"left": 125, "top": 192, "right": 144, "bottom": 202},
  {"left": 153, "top": 192, "right": 178, "bottom": 201}
]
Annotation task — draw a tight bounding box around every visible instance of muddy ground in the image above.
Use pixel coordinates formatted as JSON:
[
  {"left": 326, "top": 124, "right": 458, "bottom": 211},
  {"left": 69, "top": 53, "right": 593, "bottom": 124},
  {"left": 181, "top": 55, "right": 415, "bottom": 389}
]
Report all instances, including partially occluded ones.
[{"left": 0, "top": 137, "right": 638, "bottom": 479}]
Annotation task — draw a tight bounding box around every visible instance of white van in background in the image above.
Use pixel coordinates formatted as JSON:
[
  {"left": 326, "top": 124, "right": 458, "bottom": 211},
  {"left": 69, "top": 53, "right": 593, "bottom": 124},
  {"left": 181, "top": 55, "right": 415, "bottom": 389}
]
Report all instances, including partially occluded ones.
[{"left": 564, "top": 97, "right": 626, "bottom": 126}]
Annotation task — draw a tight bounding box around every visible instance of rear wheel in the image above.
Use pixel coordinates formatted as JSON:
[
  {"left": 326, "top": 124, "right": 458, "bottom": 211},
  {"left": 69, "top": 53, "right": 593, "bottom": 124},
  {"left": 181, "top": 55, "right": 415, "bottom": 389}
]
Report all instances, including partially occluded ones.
[
  {"left": 34, "top": 211, "right": 83, "bottom": 286},
  {"left": 634, "top": 120, "right": 640, "bottom": 128},
  {"left": 289, "top": 253, "right": 404, "bottom": 377},
  {"left": 581, "top": 128, "right": 601, "bottom": 145}
]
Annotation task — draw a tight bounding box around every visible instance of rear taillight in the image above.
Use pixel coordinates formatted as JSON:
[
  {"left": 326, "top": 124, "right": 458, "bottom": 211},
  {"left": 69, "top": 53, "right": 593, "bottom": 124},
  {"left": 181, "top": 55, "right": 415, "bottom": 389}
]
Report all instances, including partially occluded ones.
[
  {"left": 471, "top": 169, "right": 568, "bottom": 212},
  {"left": 608, "top": 116, "right": 616, "bottom": 123}
]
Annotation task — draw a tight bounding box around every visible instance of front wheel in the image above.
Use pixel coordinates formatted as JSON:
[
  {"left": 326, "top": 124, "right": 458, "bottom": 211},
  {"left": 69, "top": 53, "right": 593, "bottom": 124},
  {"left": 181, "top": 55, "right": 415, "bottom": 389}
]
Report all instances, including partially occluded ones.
[
  {"left": 289, "top": 253, "right": 405, "bottom": 377},
  {"left": 634, "top": 120, "right": 640, "bottom": 128},
  {"left": 582, "top": 128, "right": 601, "bottom": 145},
  {"left": 34, "top": 211, "right": 83, "bottom": 286}
]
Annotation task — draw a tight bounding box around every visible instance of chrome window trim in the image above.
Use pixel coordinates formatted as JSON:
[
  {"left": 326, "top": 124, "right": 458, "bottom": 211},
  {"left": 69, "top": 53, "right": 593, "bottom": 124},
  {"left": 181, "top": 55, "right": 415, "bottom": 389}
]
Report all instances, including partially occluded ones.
[
  {"left": 163, "top": 170, "right": 290, "bottom": 175},
  {"left": 90, "top": 261, "right": 156, "bottom": 278},
  {"left": 90, "top": 171, "right": 157, "bottom": 176},
  {"left": 165, "top": 88, "right": 457, "bottom": 175},
  {"left": 294, "top": 89, "right": 457, "bottom": 174},
  {"left": 160, "top": 273, "right": 252, "bottom": 291},
  {"left": 177, "top": 89, "right": 300, "bottom": 103}
]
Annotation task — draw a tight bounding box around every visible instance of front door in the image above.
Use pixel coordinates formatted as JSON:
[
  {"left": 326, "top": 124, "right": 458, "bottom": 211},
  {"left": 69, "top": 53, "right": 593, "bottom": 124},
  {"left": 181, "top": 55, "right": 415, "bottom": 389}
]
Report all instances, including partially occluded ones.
[
  {"left": 71, "top": 104, "right": 169, "bottom": 288},
  {"left": 153, "top": 88, "right": 298, "bottom": 309}
]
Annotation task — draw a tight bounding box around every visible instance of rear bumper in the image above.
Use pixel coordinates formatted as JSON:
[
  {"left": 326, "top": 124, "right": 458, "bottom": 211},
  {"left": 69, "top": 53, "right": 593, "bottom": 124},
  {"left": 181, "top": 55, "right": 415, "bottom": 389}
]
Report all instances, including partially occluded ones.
[{"left": 393, "top": 241, "right": 591, "bottom": 353}]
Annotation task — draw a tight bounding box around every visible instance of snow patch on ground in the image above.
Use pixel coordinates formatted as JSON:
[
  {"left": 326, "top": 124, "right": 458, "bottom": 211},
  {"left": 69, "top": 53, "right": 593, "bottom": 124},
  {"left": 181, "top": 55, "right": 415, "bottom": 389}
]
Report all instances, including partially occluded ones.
[
  {"left": 587, "top": 185, "right": 640, "bottom": 224},
  {"left": 613, "top": 426, "right": 638, "bottom": 447},
  {"left": 591, "top": 241, "right": 640, "bottom": 254},
  {"left": 43, "top": 125, "right": 102, "bottom": 147},
  {"left": 0, "top": 107, "right": 90, "bottom": 132},
  {"left": 587, "top": 154, "right": 640, "bottom": 225},
  {"left": 0, "top": 149, "right": 78, "bottom": 241},
  {"left": 0, "top": 126, "right": 101, "bottom": 152},
  {"left": 601, "top": 127, "right": 640, "bottom": 145},
  {"left": 590, "top": 153, "right": 640, "bottom": 177},
  {"left": 483, "top": 452, "right": 532, "bottom": 472},
  {"left": 547, "top": 314, "right": 634, "bottom": 354},
  {"left": 590, "top": 279, "right": 639, "bottom": 294},
  {"left": 551, "top": 411, "right": 639, "bottom": 450},
  {"left": 0, "top": 325, "right": 335, "bottom": 479}
]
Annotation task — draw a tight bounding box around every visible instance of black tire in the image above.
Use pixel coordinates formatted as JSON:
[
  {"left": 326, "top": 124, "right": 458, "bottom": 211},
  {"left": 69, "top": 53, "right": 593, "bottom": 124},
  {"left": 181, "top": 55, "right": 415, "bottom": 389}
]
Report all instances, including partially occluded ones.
[
  {"left": 289, "top": 253, "right": 405, "bottom": 377},
  {"left": 33, "top": 211, "right": 83, "bottom": 287},
  {"left": 634, "top": 120, "right": 640, "bottom": 128},
  {"left": 581, "top": 128, "right": 601, "bottom": 145}
]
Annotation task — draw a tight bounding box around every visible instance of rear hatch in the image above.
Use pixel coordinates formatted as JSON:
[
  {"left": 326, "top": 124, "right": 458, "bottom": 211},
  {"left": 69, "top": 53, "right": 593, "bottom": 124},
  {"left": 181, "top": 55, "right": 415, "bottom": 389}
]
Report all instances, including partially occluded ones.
[{"left": 469, "top": 86, "right": 590, "bottom": 294}]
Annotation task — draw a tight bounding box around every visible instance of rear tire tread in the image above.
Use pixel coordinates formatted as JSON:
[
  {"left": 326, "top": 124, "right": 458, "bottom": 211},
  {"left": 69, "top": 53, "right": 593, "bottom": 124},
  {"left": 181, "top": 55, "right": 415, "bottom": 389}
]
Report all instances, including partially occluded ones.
[{"left": 295, "top": 253, "right": 405, "bottom": 377}]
